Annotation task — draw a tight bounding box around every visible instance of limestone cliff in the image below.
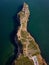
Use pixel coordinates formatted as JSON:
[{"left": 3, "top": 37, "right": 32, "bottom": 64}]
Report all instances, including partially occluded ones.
[{"left": 14, "top": 2, "right": 47, "bottom": 65}]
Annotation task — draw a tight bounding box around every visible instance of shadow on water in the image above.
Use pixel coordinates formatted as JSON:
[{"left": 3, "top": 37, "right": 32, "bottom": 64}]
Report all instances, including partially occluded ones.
[{"left": 6, "top": 5, "right": 23, "bottom": 65}]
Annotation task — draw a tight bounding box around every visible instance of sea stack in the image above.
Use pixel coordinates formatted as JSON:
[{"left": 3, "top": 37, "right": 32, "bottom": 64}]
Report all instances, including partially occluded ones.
[{"left": 13, "top": 2, "right": 47, "bottom": 65}]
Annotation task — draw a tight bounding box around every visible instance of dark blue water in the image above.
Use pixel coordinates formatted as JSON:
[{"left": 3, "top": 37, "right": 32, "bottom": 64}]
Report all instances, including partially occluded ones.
[{"left": 0, "top": 0, "right": 49, "bottom": 65}]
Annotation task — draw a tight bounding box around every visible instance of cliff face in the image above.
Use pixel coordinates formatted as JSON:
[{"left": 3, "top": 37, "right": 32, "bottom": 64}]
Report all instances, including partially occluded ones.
[{"left": 14, "top": 2, "right": 47, "bottom": 65}]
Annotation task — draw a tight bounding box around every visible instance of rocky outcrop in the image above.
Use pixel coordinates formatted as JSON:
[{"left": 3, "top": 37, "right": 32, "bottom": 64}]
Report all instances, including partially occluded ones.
[{"left": 14, "top": 2, "right": 47, "bottom": 65}]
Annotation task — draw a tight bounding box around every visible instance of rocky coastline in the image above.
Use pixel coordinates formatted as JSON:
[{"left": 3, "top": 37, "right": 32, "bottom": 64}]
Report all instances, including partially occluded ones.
[{"left": 13, "top": 2, "right": 47, "bottom": 65}]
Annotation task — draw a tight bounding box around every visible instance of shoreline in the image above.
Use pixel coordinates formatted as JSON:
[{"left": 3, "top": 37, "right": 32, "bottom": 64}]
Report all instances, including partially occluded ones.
[{"left": 14, "top": 2, "right": 47, "bottom": 65}]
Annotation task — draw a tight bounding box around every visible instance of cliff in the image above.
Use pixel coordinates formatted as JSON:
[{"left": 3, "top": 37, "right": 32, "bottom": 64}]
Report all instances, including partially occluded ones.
[{"left": 13, "top": 2, "right": 47, "bottom": 65}]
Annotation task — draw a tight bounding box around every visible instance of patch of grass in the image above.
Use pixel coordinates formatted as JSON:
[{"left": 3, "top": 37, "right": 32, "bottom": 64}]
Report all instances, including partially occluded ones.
[
  {"left": 15, "top": 55, "right": 34, "bottom": 65},
  {"left": 28, "top": 40, "right": 40, "bottom": 51},
  {"left": 22, "top": 22, "right": 26, "bottom": 27},
  {"left": 28, "top": 43, "right": 35, "bottom": 49},
  {"left": 21, "top": 38, "right": 27, "bottom": 42},
  {"left": 21, "top": 30, "right": 29, "bottom": 38},
  {"left": 28, "top": 40, "right": 37, "bottom": 50},
  {"left": 27, "top": 36, "right": 32, "bottom": 40},
  {"left": 28, "top": 40, "right": 40, "bottom": 55},
  {"left": 32, "top": 52, "right": 40, "bottom": 56}
]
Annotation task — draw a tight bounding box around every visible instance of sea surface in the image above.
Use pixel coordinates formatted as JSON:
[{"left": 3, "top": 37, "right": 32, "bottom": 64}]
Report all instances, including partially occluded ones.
[{"left": 0, "top": 0, "right": 49, "bottom": 65}]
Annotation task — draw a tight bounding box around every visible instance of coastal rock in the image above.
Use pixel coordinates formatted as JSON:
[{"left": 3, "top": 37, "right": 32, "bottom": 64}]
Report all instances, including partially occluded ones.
[{"left": 14, "top": 2, "right": 47, "bottom": 65}]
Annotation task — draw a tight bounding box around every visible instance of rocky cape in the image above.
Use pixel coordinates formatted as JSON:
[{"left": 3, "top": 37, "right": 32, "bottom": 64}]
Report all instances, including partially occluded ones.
[{"left": 13, "top": 2, "right": 47, "bottom": 65}]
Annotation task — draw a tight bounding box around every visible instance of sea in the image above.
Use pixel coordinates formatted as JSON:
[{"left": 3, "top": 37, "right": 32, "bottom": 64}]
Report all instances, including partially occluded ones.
[{"left": 0, "top": 0, "right": 49, "bottom": 65}]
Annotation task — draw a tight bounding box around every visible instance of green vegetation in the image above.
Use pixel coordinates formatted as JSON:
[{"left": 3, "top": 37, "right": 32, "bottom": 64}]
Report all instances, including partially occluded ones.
[
  {"left": 28, "top": 40, "right": 37, "bottom": 50},
  {"left": 27, "top": 36, "right": 32, "bottom": 40},
  {"left": 28, "top": 42, "right": 35, "bottom": 49},
  {"left": 15, "top": 55, "right": 34, "bottom": 65},
  {"left": 21, "top": 38, "right": 27, "bottom": 42},
  {"left": 28, "top": 40, "right": 40, "bottom": 50},
  {"left": 32, "top": 51, "right": 40, "bottom": 56},
  {"left": 28, "top": 40, "right": 40, "bottom": 55},
  {"left": 22, "top": 22, "right": 26, "bottom": 27},
  {"left": 21, "top": 30, "right": 29, "bottom": 38}
]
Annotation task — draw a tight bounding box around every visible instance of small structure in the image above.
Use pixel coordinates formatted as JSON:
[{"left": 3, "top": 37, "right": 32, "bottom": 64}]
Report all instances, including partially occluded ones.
[{"left": 29, "top": 56, "right": 39, "bottom": 65}]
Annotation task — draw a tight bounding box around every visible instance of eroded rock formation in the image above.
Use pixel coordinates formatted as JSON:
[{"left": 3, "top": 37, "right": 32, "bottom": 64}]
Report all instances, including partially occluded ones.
[{"left": 13, "top": 2, "right": 47, "bottom": 65}]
